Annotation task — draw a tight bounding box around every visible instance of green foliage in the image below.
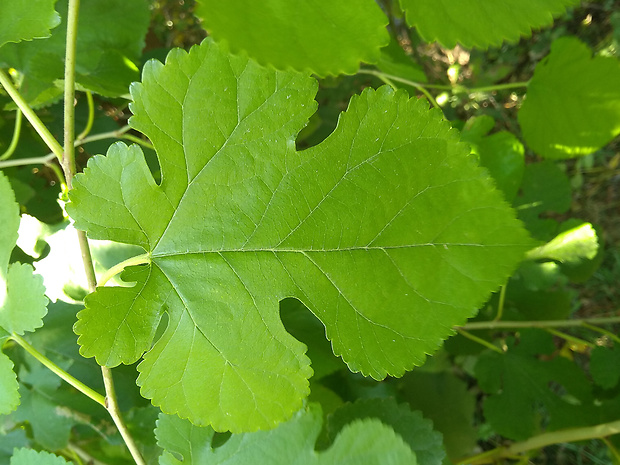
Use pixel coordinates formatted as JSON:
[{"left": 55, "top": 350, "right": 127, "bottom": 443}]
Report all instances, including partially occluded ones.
[
  {"left": 519, "top": 37, "right": 620, "bottom": 159},
  {"left": 9, "top": 448, "right": 69, "bottom": 465},
  {"left": 398, "top": 0, "right": 580, "bottom": 48},
  {"left": 0, "top": 0, "right": 150, "bottom": 105},
  {"left": 156, "top": 403, "right": 418, "bottom": 464},
  {"left": 194, "top": 0, "right": 389, "bottom": 76},
  {"left": 0, "top": 0, "right": 60, "bottom": 48},
  {"left": 68, "top": 38, "right": 530, "bottom": 432},
  {"left": 0, "top": 1, "right": 619, "bottom": 464},
  {"left": 0, "top": 172, "right": 48, "bottom": 415}
]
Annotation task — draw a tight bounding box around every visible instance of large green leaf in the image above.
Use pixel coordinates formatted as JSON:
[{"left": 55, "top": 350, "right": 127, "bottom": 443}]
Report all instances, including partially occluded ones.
[
  {"left": 0, "top": 0, "right": 149, "bottom": 104},
  {"left": 156, "top": 403, "right": 418, "bottom": 464},
  {"left": 68, "top": 39, "right": 531, "bottom": 432},
  {"left": 398, "top": 0, "right": 579, "bottom": 49},
  {"left": 194, "top": 0, "right": 389, "bottom": 76},
  {"left": 0, "top": 0, "right": 60, "bottom": 49},
  {"left": 519, "top": 37, "right": 620, "bottom": 159},
  {"left": 0, "top": 172, "right": 48, "bottom": 415}
]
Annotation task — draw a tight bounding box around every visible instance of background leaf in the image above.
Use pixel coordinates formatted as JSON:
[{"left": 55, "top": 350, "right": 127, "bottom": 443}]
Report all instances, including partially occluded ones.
[
  {"left": 156, "top": 403, "right": 418, "bottom": 465},
  {"left": 398, "top": 0, "right": 580, "bottom": 49},
  {"left": 519, "top": 37, "right": 620, "bottom": 159},
  {"left": 0, "top": 0, "right": 60, "bottom": 49},
  {"left": 69, "top": 39, "right": 531, "bottom": 432},
  {"left": 0, "top": 0, "right": 150, "bottom": 105},
  {"left": 9, "top": 448, "right": 68, "bottom": 465},
  {"left": 194, "top": 0, "right": 389, "bottom": 76}
]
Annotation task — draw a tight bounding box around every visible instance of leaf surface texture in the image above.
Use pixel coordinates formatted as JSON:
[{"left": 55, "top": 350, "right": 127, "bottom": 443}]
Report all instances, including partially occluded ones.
[{"left": 68, "top": 39, "right": 531, "bottom": 432}]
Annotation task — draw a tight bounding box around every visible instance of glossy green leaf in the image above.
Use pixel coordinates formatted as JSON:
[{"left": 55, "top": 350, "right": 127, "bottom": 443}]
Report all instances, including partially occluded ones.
[
  {"left": 0, "top": 0, "right": 60, "bottom": 48},
  {"left": 68, "top": 39, "right": 531, "bottom": 432},
  {"left": 398, "top": 0, "right": 579, "bottom": 49},
  {"left": 194, "top": 0, "right": 389, "bottom": 76},
  {"left": 156, "top": 403, "right": 418, "bottom": 464},
  {"left": 519, "top": 37, "right": 620, "bottom": 159},
  {"left": 526, "top": 222, "right": 598, "bottom": 264},
  {"left": 0, "top": 0, "right": 149, "bottom": 104},
  {"left": 325, "top": 398, "right": 444, "bottom": 465},
  {"left": 10, "top": 448, "right": 69, "bottom": 465}
]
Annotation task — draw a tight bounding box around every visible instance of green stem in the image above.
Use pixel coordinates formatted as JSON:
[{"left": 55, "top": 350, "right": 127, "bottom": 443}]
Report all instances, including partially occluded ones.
[
  {"left": 460, "top": 316, "right": 620, "bottom": 330},
  {"left": 493, "top": 284, "right": 506, "bottom": 322},
  {"left": 374, "top": 72, "right": 441, "bottom": 110},
  {"left": 546, "top": 328, "right": 595, "bottom": 348},
  {"left": 10, "top": 334, "right": 106, "bottom": 407},
  {"left": 62, "top": 1, "right": 146, "bottom": 464},
  {"left": 456, "top": 329, "right": 503, "bottom": 354},
  {"left": 77, "top": 91, "right": 95, "bottom": 141},
  {"left": 120, "top": 133, "right": 154, "bottom": 150},
  {"left": 0, "top": 108, "right": 22, "bottom": 161},
  {"left": 98, "top": 253, "right": 151, "bottom": 287},
  {"left": 358, "top": 69, "right": 530, "bottom": 94},
  {"left": 101, "top": 367, "right": 146, "bottom": 465},
  {"left": 461, "top": 419, "right": 620, "bottom": 464},
  {"left": 582, "top": 322, "right": 620, "bottom": 344},
  {"left": 62, "top": 0, "right": 80, "bottom": 186},
  {"left": 0, "top": 69, "right": 64, "bottom": 160}
]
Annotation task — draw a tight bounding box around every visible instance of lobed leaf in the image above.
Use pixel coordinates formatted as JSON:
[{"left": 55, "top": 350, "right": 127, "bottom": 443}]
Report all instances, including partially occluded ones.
[
  {"left": 68, "top": 39, "right": 531, "bottom": 432},
  {"left": 156, "top": 403, "right": 418, "bottom": 464},
  {"left": 0, "top": 0, "right": 60, "bottom": 49},
  {"left": 0, "top": 172, "right": 48, "bottom": 415},
  {"left": 10, "top": 448, "right": 69, "bottom": 465},
  {"left": 194, "top": 0, "right": 389, "bottom": 77},
  {"left": 519, "top": 37, "right": 620, "bottom": 159},
  {"left": 398, "top": 0, "right": 580, "bottom": 49}
]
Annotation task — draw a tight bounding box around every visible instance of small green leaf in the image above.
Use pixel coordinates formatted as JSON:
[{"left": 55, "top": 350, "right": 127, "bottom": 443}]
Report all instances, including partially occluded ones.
[
  {"left": 10, "top": 448, "right": 69, "bottom": 465},
  {"left": 68, "top": 39, "right": 531, "bottom": 432},
  {"left": 325, "top": 398, "right": 444, "bottom": 465},
  {"left": 398, "top": 0, "right": 579, "bottom": 49},
  {"left": 194, "top": 0, "right": 389, "bottom": 76},
  {"left": 156, "top": 404, "right": 418, "bottom": 464},
  {"left": 519, "top": 37, "right": 620, "bottom": 159},
  {"left": 526, "top": 222, "right": 598, "bottom": 264},
  {"left": 375, "top": 37, "right": 428, "bottom": 84},
  {"left": 0, "top": 349, "right": 19, "bottom": 415},
  {"left": 0, "top": 0, "right": 60, "bottom": 48},
  {"left": 590, "top": 345, "right": 620, "bottom": 390}
]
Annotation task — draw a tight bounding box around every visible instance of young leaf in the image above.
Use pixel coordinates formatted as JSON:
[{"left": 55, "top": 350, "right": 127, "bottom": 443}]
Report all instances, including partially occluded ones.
[
  {"left": 68, "top": 39, "right": 531, "bottom": 432},
  {"left": 519, "top": 37, "right": 620, "bottom": 159},
  {"left": 156, "top": 403, "right": 418, "bottom": 464},
  {"left": 398, "top": 0, "right": 579, "bottom": 49},
  {"left": 0, "top": 347, "right": 19, "bottom": 415},
  {"left": 325, "top": 398, "right": 445, "bottom": 465},
  {"left": 10, "top": 448, "right": 69, "bottom": 465},
  {"left": 194, "top": 0, "right": 389, "bottom": 76},
  {"left": 0, "top": 0, "right": 60, "bottom": 48},
  {"left": 526, "top": 222, "right": 598, "bottom": 264}
]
